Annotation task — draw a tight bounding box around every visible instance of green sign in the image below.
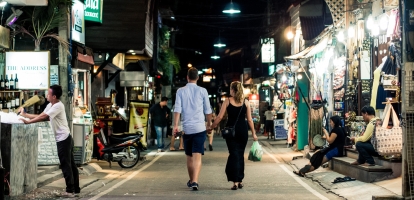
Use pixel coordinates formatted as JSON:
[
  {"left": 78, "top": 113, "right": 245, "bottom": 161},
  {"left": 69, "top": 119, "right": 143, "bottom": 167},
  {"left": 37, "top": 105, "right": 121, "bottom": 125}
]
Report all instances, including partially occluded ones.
[{"left": 85, "top": 0, "right": 103, "bottom": 23}]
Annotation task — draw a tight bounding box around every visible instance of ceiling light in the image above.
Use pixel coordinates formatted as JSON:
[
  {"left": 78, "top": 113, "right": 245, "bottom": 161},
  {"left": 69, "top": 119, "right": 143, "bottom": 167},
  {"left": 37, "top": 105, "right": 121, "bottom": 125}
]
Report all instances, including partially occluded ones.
[
  {"left": 348, "top": 23, "right": 355, "bottom": 38},
  {"left": 337, "top": 30, "right": 345, "bottom": 42},
  {"left": 286, "top": 31, "right": 294, "bottom": 40},
  {"left": 188, "top": 63, "right": 192, "bottom": 68},
  {"left": 213, "top": 43, "right": 226, "bottom": 48},
  {"left": 211, "top": 55, "right": 220, "bottom": 59},
  {"left": 366, "top": 15, "right": 373, "bottom": 30},
  {"left": 0, "top": 1, "right": 7, "bottom": 7},
  {"left": 6, "top": 8, "right": 23, "bottom": 28},
  {"left": 98, "top": 53, "right": 102, "bottom": 58},
  {"left": 380, "top": 12, "right": 389, "bottom": 30},
  {"left": 128, "top": 50, "right": 134, "bottom": 53},
  {"left": 223, "top": 0, "right": 241, "bottom": 14}
]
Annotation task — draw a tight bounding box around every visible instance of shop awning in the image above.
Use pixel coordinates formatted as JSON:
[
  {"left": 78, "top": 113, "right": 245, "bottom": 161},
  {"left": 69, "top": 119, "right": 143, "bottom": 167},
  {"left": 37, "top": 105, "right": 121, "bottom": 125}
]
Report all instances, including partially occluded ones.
[
  {"left": 284, "top": 45, "right": 315, "bottom": 60},
  {"left": 284, "top": 26, "right": 333, "bottom": 61}
]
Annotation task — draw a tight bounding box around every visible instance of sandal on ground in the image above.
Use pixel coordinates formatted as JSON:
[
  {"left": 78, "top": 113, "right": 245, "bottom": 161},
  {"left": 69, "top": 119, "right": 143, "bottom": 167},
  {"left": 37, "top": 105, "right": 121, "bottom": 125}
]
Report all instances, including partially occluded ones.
[
  {"left": 238, "top": 183, "right": 243, "bottom": 189},
  {"left": 169, "top": 148, "right": 176, "bottom": 151},
  {"left": 343, "top": 176, "right": 356, "bottom": 181},
  {"left": 293, "top": 171, "right": 304, "bottom": 177},
  {"left": 332, "top": 177, "right": 345, "bottom": 183},
  {"left": 299, "top": 165, "right": 311, "bottom": 174},
  {"left": 231, "top": 185, "right": 238, "bottom": 190}
]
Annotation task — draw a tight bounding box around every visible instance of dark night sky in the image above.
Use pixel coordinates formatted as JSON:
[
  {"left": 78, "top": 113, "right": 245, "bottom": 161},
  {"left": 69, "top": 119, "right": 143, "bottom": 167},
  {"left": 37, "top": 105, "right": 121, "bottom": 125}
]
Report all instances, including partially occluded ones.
[{"left": 161, "top": 0, "right": 293, "bottom": 74}]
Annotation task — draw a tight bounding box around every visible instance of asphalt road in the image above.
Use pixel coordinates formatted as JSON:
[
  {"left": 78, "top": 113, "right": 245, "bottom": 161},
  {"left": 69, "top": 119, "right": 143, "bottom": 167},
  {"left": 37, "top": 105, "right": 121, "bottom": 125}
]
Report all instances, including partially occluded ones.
[{"left": 71, "top": 135, "right": 342, "bottom": 200}]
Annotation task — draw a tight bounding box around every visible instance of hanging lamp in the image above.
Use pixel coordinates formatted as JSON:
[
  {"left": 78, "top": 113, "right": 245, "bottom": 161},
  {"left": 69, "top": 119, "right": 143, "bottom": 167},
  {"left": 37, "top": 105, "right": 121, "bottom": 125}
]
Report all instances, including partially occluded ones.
[{"left": 222, "top": 0, "right": 241, "bottom": 14}]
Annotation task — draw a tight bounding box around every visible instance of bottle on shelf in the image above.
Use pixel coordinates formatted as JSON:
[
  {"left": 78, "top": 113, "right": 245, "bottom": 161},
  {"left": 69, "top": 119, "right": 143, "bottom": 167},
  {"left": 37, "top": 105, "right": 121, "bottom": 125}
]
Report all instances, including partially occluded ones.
[
  {"left": 0, "top": 75, "right": 4, "bottom": 90},
  {"left": 11, "top": 93, "right": 15, "bottom": 109},
  {"left": 5, "top": 75, "right": 9, "bottom": 90},
  {"left": 0, "top": 94, "right": 3, "bottom": 110},
  {"left": 2, "top": 93, "right": 6, "bottom": 109},
  {"left": 15, "top": 92, "right": 20, "bottom": 109},
  {"left": 14, "top": 74, "right": 18, "bottom": 90},
  {"left": 7, "top": 93, "right": 11, "bottom": 109},
  {"left": 9, "top": 74, "right": 14, "bottom": 90}
]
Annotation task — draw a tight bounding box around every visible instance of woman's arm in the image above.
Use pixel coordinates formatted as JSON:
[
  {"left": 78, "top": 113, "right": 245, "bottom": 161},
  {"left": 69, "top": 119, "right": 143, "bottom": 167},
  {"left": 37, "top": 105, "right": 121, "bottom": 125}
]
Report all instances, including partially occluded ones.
[
  {"left": 324, "top": 129, "right": 338, "bottom": 144},
  {"left": 245, "top": 99, "right": 257, "bottom": 140},
  {"left": 211, "top": 99, "right": 229, "bottom": 128}
]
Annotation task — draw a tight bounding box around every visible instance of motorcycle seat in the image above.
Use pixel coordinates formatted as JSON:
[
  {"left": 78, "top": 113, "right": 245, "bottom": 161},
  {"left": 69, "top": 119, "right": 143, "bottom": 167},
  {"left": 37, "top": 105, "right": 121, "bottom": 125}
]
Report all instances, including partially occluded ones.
[{"left": 110, "top": 135, "right": 139, "bottom": 143}]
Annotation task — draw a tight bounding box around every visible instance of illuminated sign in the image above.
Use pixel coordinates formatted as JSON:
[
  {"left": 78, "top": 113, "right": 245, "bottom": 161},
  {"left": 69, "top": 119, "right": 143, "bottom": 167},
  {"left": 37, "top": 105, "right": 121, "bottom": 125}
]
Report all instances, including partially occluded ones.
[
  {"left": 6, "top": 51, "right": 50, "bottom": 90},
  {"left": 85, "top": 0, "right": 103, "bottom": 23}
]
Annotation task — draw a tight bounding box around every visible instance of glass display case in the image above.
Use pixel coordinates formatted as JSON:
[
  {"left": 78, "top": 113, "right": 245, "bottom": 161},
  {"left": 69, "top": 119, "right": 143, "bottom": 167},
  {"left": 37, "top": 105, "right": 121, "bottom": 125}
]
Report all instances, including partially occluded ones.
[{"left": 72, "top": 69, "right": 91, "bottom": 124}]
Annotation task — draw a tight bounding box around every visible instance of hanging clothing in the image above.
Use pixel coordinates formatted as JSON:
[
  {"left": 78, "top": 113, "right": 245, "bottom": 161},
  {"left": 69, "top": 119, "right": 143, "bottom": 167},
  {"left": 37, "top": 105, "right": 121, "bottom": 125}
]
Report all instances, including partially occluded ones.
[
  {"left": 387, "top": 9, "right": 398, "bottom": 37},
  {"left": 371, "top": 57, "right": 386, "bottom": 109}
]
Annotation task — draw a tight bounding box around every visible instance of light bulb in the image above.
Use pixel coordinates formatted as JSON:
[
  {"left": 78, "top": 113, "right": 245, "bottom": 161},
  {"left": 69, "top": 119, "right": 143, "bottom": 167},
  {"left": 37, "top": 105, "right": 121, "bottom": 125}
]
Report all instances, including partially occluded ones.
[
  {"left": 337, "top": 31, "right": 345, "bottom": 42},
  {"left": 366, "top": 15, "right": 373, "bottom": 30},
  {"left": 348, "top": 25, "right": 355, "bottom": 38},
  {"left": 380, "top": 14, "right": 389, "bottom": 30},
  {"left": 287, "top": 31, "right": 294, "bottom": 40},
  {"left": 282, "top": 74, "right": 287, "bottom": 82},
  {"left": 298, "top": 74, "right": 303, "bottom": 80},
  {"left": 372, "top": 24, "right": 380, "bottom": 36}
]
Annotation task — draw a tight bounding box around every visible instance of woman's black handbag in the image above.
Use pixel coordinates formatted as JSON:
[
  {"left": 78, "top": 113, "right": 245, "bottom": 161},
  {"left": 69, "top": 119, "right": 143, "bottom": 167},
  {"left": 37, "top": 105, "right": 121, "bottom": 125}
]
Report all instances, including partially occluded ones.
[
  {"left": 221, "top": 101, "right": 244, "bottom": 139},
  {"left": 221, "top": 127, "right": 235, "bottom": 138}
]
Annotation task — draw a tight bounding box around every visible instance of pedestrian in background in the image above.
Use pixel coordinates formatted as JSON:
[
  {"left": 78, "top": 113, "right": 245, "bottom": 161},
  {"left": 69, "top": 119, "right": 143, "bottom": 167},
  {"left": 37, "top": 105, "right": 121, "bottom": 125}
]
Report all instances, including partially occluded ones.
[
  {"left": 150, "top": 96, "right": 171, "bottom": 153},
  {"left": 170, "top": 104, "right": 184, "bottom": 151},
  {"left": 20, "top": 85, "right": 80, "bottom": 198},
  {"left": 264, "top": 106, "right": 276, "bottom": 139},
  {"left": 211, "top": 81, "right": 258, "bottom": 190},
  {"left": 173, "top": 67, "right": 212, "bottom": 190},
  {"left": 205, "top": 112, "right": 216, "bottom": 151}
]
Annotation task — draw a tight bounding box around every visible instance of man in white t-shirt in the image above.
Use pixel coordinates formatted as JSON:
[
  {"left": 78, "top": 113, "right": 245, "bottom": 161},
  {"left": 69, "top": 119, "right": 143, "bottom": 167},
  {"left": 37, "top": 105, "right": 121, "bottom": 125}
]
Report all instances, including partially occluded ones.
[{"left": 20, "top": 85, "right": 79, "bottom": 198}]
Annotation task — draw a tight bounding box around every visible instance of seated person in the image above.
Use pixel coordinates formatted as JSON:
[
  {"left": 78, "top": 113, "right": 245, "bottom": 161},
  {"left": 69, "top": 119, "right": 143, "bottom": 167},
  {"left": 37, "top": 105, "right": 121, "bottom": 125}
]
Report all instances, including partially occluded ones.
[
  {"left": 294, "top": 116, "right": 345, "bottom": 176},
  {"left": 350, "top": 106, "right": 379, "bottom": 166}
]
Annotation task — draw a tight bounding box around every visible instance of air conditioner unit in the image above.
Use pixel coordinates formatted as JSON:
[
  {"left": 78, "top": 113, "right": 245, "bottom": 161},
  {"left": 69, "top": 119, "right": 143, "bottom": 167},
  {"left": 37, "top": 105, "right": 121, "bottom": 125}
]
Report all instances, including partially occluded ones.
[{"left": 5, "top": 0, "right": 47, "bottom": 6}]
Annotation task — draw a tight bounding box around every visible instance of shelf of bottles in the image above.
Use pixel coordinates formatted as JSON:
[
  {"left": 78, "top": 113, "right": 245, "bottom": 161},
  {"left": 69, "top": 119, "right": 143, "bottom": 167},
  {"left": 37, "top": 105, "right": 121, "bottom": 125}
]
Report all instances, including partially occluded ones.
[{"left": 0, "top": 73, "right": 21, "bottom": 113}]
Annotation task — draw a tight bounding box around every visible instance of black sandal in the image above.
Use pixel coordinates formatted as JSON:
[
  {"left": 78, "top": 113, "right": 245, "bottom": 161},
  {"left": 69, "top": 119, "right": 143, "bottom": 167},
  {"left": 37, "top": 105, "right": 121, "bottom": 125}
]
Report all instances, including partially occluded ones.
[
  {"left": 231, "top": 185, "right": 238, "bottom": 190},
  {"left": 238, "top": 183, "right": 243, "bottom": 189},
  {"left": 293, "top": 171, "right": 304, "bottom": 177}
]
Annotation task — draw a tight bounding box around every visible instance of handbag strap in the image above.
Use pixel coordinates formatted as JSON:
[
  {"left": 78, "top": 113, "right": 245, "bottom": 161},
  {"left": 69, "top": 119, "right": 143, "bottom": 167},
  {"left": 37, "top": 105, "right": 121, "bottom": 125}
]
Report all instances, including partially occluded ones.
[
  {"left": 382, "top": 104, "right": 400, "bottom": 128},
  {"left": 230, "top": 99, "right": 244, "bottom": 128}
]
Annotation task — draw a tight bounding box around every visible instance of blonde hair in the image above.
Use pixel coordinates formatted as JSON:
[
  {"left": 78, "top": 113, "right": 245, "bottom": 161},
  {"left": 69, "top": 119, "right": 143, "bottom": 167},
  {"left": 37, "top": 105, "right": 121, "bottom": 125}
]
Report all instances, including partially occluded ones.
[{"left": 230, "top": 81, "right": 244, "bottom": 103}]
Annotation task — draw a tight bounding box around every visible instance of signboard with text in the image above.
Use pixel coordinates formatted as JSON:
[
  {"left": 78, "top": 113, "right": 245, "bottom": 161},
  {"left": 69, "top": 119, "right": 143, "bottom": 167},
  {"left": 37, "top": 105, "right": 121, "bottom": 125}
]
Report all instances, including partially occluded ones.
[
  {"left": 5, "top": 51, "right": 50, "bottom": 90},
  {"left": 85, "top": 0, "right": 103, "bottom": 23},
  {"left": 72, "top": 0, "right": 85, "bottom": 44}
]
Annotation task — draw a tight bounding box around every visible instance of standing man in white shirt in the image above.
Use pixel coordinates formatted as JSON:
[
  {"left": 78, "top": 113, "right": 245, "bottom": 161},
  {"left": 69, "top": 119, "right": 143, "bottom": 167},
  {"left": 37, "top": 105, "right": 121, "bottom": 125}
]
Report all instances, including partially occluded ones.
[
  {"left": 20, "top": 85, "right": 80, "bottom": 198},
  {"left": 173, "top": 68, "right": 212, "bottom": 191}
]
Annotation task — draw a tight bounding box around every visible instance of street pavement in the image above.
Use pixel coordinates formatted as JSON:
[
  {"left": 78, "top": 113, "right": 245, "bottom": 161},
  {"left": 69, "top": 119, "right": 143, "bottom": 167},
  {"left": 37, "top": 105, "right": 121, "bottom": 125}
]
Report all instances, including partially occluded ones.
[{"left": 17, "top": 134, "right": 401, "bottom": 199}]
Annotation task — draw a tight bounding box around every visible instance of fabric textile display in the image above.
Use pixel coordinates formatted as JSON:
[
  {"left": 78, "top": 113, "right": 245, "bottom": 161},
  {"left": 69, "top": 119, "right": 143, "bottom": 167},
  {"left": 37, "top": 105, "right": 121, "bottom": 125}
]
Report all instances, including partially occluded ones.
[
  {"left": 374, "top": 103, "right": 402, "bottom": 155},
  {"left": 309, "top": 107, "right": 324, "bottom": 149}
]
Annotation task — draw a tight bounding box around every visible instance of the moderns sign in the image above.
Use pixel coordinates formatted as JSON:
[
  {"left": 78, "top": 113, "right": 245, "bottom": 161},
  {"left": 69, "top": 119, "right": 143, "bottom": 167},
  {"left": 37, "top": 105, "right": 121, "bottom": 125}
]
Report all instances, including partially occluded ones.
[
  {"left": 85, "top": 0, "right": 103, "bottom": 23},
  {"left": 5, "top": 52, "right": 50, "bottom": 90}
]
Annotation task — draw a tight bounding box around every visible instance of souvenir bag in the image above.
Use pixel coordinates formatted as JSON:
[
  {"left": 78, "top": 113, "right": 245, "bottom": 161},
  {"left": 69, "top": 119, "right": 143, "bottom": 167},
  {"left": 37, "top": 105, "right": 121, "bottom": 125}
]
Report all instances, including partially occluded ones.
[
  {"left": 221, "top": 101, "right": 243, "bottom": 139},
  {"left": 375, "top": 104, "right": 402, "bottom": 155},
  {"left": 382, "top": 74, "right": 399, "bottom": 91}
]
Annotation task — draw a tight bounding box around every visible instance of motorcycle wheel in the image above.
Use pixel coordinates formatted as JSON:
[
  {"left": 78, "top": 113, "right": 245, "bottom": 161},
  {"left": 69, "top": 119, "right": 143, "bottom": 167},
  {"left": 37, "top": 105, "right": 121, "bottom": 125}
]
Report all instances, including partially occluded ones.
[{"left": 118, "top": 146, "right": 140, "bottom": 168}]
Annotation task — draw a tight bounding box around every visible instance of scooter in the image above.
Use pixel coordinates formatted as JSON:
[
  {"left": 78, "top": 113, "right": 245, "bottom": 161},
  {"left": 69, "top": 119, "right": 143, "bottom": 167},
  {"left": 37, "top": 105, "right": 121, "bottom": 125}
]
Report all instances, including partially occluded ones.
[{"left": 94, "top": 120, "right": 143, "bottom": 168}]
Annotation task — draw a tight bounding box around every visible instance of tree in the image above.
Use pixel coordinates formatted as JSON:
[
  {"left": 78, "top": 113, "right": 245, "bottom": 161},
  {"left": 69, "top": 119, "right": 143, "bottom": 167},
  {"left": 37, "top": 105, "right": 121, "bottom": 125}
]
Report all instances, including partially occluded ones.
[{"left": 12, "top": 0, "right": 72, "bottom": 53}]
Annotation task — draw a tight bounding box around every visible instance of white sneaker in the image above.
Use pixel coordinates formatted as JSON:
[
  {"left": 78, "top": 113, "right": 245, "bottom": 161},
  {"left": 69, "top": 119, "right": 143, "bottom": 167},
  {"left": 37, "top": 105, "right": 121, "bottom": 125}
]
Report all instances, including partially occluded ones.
[{"left": 56, "top": 192, "right": 75, "bottom": 198}]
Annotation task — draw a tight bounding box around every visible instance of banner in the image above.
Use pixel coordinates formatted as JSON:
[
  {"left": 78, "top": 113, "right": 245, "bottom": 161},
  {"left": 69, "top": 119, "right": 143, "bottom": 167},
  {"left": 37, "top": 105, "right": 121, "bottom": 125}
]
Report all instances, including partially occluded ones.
[{"left": 129, "top": 101, "right": 150, "bottom": 147}]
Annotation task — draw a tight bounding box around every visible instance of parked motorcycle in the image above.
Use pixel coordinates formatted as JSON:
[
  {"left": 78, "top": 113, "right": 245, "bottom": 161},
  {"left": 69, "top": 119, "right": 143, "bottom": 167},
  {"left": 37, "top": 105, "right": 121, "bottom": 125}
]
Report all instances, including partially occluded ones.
[{"left": 94, "top": 120, "right": 143, "bottom": 168}]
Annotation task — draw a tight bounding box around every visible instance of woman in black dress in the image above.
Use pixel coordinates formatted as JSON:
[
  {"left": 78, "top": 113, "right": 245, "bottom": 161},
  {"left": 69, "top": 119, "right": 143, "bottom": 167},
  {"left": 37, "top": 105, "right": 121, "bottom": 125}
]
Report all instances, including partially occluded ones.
[{"left": 211, "top": 81, "right": 258, "bottom": 190}]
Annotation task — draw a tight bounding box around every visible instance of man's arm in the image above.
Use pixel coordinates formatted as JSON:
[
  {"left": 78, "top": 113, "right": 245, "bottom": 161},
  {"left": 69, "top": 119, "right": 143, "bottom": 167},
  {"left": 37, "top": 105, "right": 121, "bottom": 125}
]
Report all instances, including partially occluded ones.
[
  {"left": 356, "top": 122, "right": 375, "bottom": 142},
  {"left": 19, "top": 107, "right": 40, "bottom": 119},
  {"left": 20, "top": 112, "right": 49, "bottom": 124}
]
